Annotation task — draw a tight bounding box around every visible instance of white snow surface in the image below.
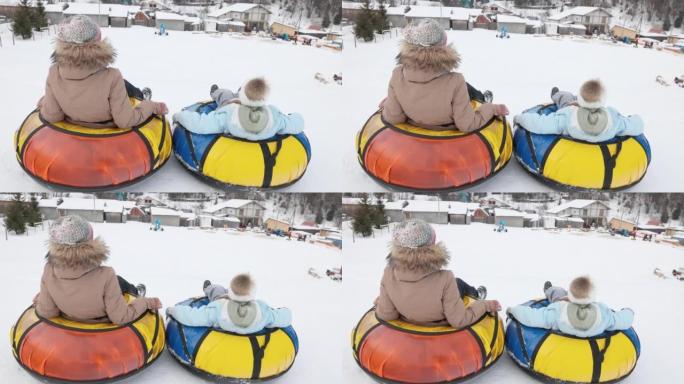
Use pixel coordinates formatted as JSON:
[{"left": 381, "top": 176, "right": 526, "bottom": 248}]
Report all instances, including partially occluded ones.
[
  {"left": 0, "top": 26, "right": 343, "bottom": 192},
  {"left": 0, "top": 221, "right": 342, "bottom": 383},
  {"left": 343, "top": 27, "right": 684, "bottom": 192},
  {"left": 343, "top": 221, "right": 684, "bottom": 383}
]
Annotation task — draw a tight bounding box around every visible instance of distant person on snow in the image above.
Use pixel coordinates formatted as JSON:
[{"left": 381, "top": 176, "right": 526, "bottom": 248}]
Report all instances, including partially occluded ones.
[
  {"left": 173, "top": 77, "right": 304, "bottom": 141},
  {"left": 374, "top": 219, "right": 501, "bottom": 329},
  {"left": 34, "top": 215, "right": 162, "bottom": 324},
  {"left": 167, "top": 273, "right": 292, "bottom": 334},
  {"left": 508, "top": 276, "right": 634, "bottom": 337},
  {"left": 379, "top": 19, "right": 509, "bottom": 132},
  {"left": 514, "top": 79, "right": 644, "bottom": 143},
  {"left": 38, "top": 15, "right": 168, "bottom": 128}
]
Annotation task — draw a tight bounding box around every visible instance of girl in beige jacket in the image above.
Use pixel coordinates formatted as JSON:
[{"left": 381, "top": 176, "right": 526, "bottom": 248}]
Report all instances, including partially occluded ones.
[
  {"left": 38, "top": 15, "right": 167, "bottom": 128},
  {"left": 381, "top": 19, "right": 509, "bottom": 132},
  {"left": 375, "top": 220, "right": 501, "bottom": 329},
  {"left": 35, "top": 215, "right": 162, "bottom": 324}
]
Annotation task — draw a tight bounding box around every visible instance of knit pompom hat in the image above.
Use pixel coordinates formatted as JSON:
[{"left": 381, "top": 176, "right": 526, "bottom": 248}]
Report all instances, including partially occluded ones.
[
  {"left": 392, "top": 219, "right": 436, "bottom": 249},
  {"left": 568, "top": 276, "right": 596, "bottom": 305},
  {"left": 238, "top": 77, "right": 269, "bottom": 108},
  {"left": 229, "top": 273, "right": 256, "bottom": 302},
  {"left": 577, "top": 79, "right": 606, "bottom": 109},
  {"left": 49, "top": 215, "right": 94, "bottom": 245},
  {"left": 404, "top": 19, "right": 447, "bottom": 47},
  {"left": 57, "top": 15, "right": 102, "bottom": 45}
]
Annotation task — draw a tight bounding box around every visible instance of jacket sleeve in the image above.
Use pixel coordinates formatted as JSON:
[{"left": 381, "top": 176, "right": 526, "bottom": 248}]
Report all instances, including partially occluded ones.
[
  {"left": 272, "top": 107, "right": 305, "bottom": 135},
  {"left": 606, "top": 307, "right": 634, "bottom": 331},
  {"left": 443, "top": 273, "right": 487, "bottom": 328},
  {"left": 509, "top": 305, "right": 558, "bottom": 329},
  {"left": 381, "top": 73, "right": 407, "bottom": 125},
  {"left": 38, "top": 73, "right": 65, "bottom": 123},
  {"left": 109, "top": 70, "right": 156, "bottom": 129},
  {"left": 514, "top": 112, "right": 565, "bottom": 135},
  {"left": 612, "top": 109, "right": 644, "bottom": 137},
  {"left": 374, "top": 268, "right": 400, "bottom": 321},
  {"left": 167, "top": 304, "right": 216, "bottom": 327},
  {"left": 103, "top": 270, "right": 149, "bottom": 325},
  {"left": 35, "top": 266, "right": 60, "bottom": 318},
  {"left": 173, "top": 109, "right": 227, "bottom": 135},
  {"left": 451, "top": 77, "right": 495, "bottom": 132},
  {"left": 260, "top": 302, "right": 293, "bottom": 328}
]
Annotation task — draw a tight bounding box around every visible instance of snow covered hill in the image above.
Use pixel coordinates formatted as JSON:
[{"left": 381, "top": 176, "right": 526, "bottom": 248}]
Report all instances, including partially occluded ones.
[
  {"left": 0, "top": 221, "right": 343, "bottom": 383},
  {"left": 343, "top": 27, "right": 684, "bottom": 192},
  {"left": 343, "top": 222, "right": 684, "bottom": 383},
  {"left": 0, "top": 26, "right": 343, "bottom": 192}
]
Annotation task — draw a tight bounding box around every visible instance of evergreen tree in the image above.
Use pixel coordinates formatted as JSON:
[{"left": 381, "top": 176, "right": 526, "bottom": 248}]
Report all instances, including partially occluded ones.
[
  {"left": 12, "top": 0, "right": 34, "bottom": 39},
  {"left": 372, "top": 198, "right": 388, "bottom": 229},
  {"left": 374, "top": 0, "right": 389, "bottom": 33},
  {"left": 352, "top": 195, "right": 373, "bottom": 237},
  {"left": 315, "top": 206, "right": 324, "bottom": 224},
  {"left": 32, "top": 0, "right": 48, "bottom": 31},
  {"left": 663, "top": 14, "right": 671, "bottom": 31},
  {"left": 4, "top": 194, "right": 27, "bottom": 235},
  {"left": 674, "top": 12, "right": 683, "bottom": 29},
  {"left": 354, "top": 0, "right": 375, "bottom": 42},
  {"left": 322, "top": 11, "right": 331, "bottom": 28},
  {"left": 25, "top": 195, "right": 42, "bottom": 227},
  {"left": 326, "top": 206, "right": 336, "bottom": 221},
  {"left": 661, "top": 207, "right": 670, "bottom": 224},
  {"left": 333, "top": 11, "right": 342, "bottom": 25}
]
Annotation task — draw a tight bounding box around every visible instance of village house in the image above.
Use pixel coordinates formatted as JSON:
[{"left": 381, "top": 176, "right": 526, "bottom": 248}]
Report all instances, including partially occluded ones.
[
  {"left": 202, "top": 199, "right": 265, "bottom": 227},
  {"left": 150, "top": 206, "right": 181, "bottom": 227},
  {"left": 154, "top": 11, "right": 187, "bottom": 31},
  {"left": 495, "top": 14, "right": 527, "bottom": 34},
  {"left": 384, "top": 201, "right": 407, "bottom": 223},
  {"left": 547, "top": 6, "right": 612, "bottom": 35},
  {"left": 545, "top": 199, "right": 610, "bottom": 226},
  {"left": 611, "top": 24, "right": 638, "bottom": 41},
  {"left": 271, "top": 21, "right": 297, "bottom": 37},
  {"left": 494, "top": 208, "right": 525, "bottom": 227},
  {"left": 265, "top": 217, "right": 291, "bottom": 233},
  {"left": 402, "top": 200, "right": 449, "bottom": 224},
  {"left": 205, "top": 3, "right": 271, "bottom": 32}
]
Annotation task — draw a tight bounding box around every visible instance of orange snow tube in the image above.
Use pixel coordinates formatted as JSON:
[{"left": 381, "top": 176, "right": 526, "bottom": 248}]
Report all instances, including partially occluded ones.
[
  {"left": 14, "top": 98, "right": 172, "bottom": 191},
  {"left": 351, "top": 301, "right": 505, "bottom": 383},
  {"left": 356, "top": 101, "right": 512, "bottom": 191}
]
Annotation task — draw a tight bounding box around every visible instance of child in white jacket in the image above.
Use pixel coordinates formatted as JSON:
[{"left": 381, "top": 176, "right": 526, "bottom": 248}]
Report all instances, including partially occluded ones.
[
  {"left": 514, "top": 79, "right": 644, "bottom": 143},
  {"left": 508, "top": 276, "right": 634, "bottom": 338},
  {"left": 167, "top": 273, "right": 292, "bottom": 334},
  {"left": 173, "top": 78, "right": 304, "bottom": 141}
]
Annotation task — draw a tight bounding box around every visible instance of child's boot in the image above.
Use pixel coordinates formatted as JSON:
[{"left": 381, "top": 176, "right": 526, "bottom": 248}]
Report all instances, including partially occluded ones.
[
  {"left": 136, "top": 284, "right": 147, "bottom": 298},
  {"left": 477, "top": 286, "right": 488, "bottom": 300},
  {"left": 142, "top": 87, "right": 152, "bottom": 101},
  {"left": 483, "top": 90, "right": 493, "bottom": 103}
]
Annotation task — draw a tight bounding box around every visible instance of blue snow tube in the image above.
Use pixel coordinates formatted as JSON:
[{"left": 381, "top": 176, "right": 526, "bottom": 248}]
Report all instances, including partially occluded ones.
[
  {"left": 172, "top": 101, "right": 311, "bottom": 190},
  {"left": 513, "top": 104, "right": 651, "bottom": 191},
  {"left": 505, "top": 299, "right": 640, "bottom": 383},
  {"left": 166, "top": 297, "right": 299, "bottom": 382}
]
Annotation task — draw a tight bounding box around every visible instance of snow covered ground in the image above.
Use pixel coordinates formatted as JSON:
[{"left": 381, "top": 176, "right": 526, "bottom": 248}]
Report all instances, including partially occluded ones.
[
  {"left": 0, "top": 26, "right": 343, "bottom": 192},
  {"left": 0, "top": 221, "right": 343, "bottom": 383},
  {"left": 343, "top": 222, "right": 684, "bottom": 383},
  {"left": 343, "top": 27, "right": 684, "bottom": 192}
]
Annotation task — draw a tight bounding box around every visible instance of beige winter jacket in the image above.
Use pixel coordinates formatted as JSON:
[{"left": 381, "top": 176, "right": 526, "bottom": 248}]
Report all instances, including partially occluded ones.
[
  {"left": 35, "top": 238, "right": 154, "bottom": 324},
  {"left": 37, "top": 39, "right": 156, "bottom": 129},
  {"left": 382, "top": 42, "right": 496, "bottom": 132},
  {"left": 375, "top": 243, "right": 487, "bottom": 329}
]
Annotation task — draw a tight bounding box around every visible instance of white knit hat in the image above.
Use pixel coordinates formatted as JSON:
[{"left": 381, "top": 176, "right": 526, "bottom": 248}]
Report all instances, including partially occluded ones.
[
  {"left": 49, "top": 215, "right": 94, "bottom": 245},
  {"left": 392, "top": 219, "right": 436, "bottom": 249},
  {"left": 404, "top": 19, "right": 447, "bottom": 47},
  {"left": 57, "top": 15, "right": 101, "bottom": 45}
]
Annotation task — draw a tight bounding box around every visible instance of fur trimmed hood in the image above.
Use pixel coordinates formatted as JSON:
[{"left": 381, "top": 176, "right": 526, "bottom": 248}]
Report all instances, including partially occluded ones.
[
  {"left": 388, "top": 242, "right": 450, "bottom": 276},
  {"left": 52, "top": 39, "right": 116, "bottom": 71},
  {"left": 47, "top": 237, "right": 109, "bottom": 271},
  {"left": 396, "top": 41, "right": 461, "bottom": 74}
]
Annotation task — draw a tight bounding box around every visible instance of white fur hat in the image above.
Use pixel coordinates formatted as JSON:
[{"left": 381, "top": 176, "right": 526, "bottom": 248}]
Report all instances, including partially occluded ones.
[
  {"left": 568, "top": 276, "right": 596, "bottom": 305},
  {"left": 228, "top": 273, "right": 256, "bottom": 302},
  {"left": 238, "top": 77, "right": 269, "bottom": 108},
  {"left": 577, "top": 79, "right": 606, "bottom": 109}
]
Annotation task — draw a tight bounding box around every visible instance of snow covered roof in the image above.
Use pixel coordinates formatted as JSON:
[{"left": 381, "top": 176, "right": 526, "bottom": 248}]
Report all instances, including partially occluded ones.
[
  {"left": 494, "top": 208, "right": 525, "bottom": 217},
  {"left": 53, "top": 198, "right": 128, "bottom": 213},
  {"left": 403, "top": 200, "right": 449, "bottom": 213},
  {"left": 447, "top": 202, "right": 479, "bottom": 215},
  {"left": 208, "top": 3, "right": 268, "bottom": 18},
  {"left": 384, "top": 201, "right": 406, "bottom": 210},
  {"left": 151, "top": 207, "right": 180, "bottom": 216},
  {"left": 155, "top": 11, "right": 186, "bottom": 21},
  {"left": 546, "top": 200, "right": 608, "bottom": 214},
  {"left": 203, "top": 199, "right": 262, "bottom": 213},
  {"left": 548, "top": 6, "right": 611, "bottom": 21},
  {"left": 404, "top": 6, "right": 477, "bottom": 20},
  {"left": 61, "top": 3, "right": 139, "bottom": 17},
  {"left": 386, "top": 6, "right": 406, "bottom": 16},
  {"left": 497, "top": 14, "right": 526, "bottom": 24}
]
